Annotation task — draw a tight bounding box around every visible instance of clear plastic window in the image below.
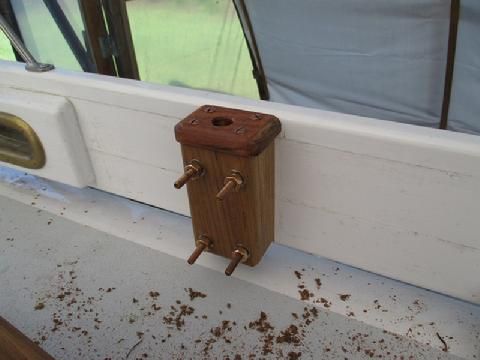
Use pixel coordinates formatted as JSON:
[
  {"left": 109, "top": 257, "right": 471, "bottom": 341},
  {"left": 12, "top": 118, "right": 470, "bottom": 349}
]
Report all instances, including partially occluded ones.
[
  {"left": 11, "top": 0, "right": 87, "bottom": 71},
  {"left": 126, "top": 0, "right": 258, "bottom": 99}
]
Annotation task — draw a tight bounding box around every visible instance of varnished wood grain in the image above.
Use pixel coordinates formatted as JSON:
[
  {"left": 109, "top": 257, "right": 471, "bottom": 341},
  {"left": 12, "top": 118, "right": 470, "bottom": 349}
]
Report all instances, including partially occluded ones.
[
  {"left": 182, "top": 143, "right": 275, "bottom": 266},
  {"left": 175, "top": 105, "right": 281, "bottom": 157},
  {"left": 0, "top": 316, "right": 55, "bottom": 360}
]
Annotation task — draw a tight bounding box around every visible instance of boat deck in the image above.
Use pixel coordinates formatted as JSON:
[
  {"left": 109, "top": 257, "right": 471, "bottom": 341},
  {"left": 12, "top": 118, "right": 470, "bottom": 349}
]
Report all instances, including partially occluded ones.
[{"left": 0, "top": 167, "right": 478, "bottom": 359}]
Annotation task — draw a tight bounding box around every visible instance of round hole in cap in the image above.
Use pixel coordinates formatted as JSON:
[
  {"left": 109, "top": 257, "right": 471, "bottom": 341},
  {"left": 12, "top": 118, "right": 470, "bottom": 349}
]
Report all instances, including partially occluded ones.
[{"left": 211, "top": 117, "right": 233, "bottom": 127}]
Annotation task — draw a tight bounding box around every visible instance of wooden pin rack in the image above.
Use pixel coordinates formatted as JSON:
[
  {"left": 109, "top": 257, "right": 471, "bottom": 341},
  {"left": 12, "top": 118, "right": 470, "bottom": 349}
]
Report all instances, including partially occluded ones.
[{"left": 174, "top": 105, "right": 281, "bottom": 275}]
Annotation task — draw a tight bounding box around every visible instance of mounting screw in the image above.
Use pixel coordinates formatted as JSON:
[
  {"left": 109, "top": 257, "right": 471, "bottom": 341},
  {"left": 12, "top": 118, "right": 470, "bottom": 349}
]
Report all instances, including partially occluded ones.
[
  {"left": 204, "top": 106, "right": 216, "bottom": 113},
  {"left": 187, "top": 235, "right": 212, "bottom": 265},
  {"left": 234, "top": 127, "right": 247, "bottom": 135},
  {"left": 216, "top": 170, "right": 245, "bottom": 200},
  {"left": 174, "top": 159, "right": 204, "bottom": 189},
  {"left": 225, "top": 246, "right": 249, "bottom": 276}
]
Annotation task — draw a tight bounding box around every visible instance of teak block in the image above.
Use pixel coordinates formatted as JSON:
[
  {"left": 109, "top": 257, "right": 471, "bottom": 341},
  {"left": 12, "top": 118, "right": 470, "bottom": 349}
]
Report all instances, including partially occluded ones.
[
  {"left": 175, "top": 105, "right": 281, "bottom": 157},
  {"left": 175, "top": 105, "right": 281, "bottom": 266}
]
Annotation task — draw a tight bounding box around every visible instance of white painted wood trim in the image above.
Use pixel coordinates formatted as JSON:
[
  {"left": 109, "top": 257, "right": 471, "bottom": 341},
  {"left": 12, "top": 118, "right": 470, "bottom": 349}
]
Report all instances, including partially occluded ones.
[
  {"left": 0, "top": 87, "right": 94, "bottom": 187},
  {"left": 0, "top": 60, "right": 479, "bottom": 304}
]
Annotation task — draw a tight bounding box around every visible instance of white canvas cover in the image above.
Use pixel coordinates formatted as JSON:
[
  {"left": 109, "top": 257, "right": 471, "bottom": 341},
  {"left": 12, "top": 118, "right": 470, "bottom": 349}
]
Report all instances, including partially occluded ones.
[
  {"left": 448, "top": 0, "right": 480, "bottom": 134},
  {"left": 237, "top": 0, "right": 480, "bottom": 134}
]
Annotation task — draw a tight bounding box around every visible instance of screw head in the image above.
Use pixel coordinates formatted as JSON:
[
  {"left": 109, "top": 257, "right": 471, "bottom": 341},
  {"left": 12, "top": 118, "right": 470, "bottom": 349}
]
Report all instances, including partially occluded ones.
[
  {"left": 204, "top": 106, "right": 216, "bottom": 113},
  {"left": 234, "top": 127, "right": 247, "bottom": 135},
  {"left": 190, "top": 118, "right": 199, "bottom": 125}
]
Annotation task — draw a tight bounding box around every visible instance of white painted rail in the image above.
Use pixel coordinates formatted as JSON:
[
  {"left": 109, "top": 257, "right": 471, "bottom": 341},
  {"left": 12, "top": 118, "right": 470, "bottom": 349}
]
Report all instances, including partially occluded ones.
[{"left": 0, "top": 60, "right": 479, "bottom": 304}]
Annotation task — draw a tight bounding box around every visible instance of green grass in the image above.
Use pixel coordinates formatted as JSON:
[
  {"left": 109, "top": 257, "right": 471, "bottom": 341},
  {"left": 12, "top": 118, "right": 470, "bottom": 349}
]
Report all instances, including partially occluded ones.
[
  {"left": 127, "top": 1, "right": 258, "bottom": 99},
  {"left": 0, "top": 0, "right": 258, "bottom": 99},
  {"left": 0, "top": 32, "right": 15, "bottom": 61}
]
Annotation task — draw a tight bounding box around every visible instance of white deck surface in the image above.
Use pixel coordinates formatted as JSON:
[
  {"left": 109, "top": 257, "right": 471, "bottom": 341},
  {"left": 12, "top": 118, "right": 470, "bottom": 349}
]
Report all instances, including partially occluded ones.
[{"left": 0, "top": 167, "right": 478, "bottom": 359}]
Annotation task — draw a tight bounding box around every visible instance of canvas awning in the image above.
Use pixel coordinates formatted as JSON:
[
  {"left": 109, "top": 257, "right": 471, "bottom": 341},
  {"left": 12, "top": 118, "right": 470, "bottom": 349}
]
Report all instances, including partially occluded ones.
[{"left": 235, "top": 0, "right": 480, "bottom": 134}]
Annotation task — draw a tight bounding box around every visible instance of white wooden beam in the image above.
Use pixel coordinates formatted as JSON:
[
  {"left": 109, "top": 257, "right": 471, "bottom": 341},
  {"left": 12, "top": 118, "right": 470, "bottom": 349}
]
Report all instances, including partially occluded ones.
[
  {"left": 0, "top": 86, "right": 94, "bottom": 187},
  {"left": 0, "top": 60, "right": 479, "bottom": 303}
]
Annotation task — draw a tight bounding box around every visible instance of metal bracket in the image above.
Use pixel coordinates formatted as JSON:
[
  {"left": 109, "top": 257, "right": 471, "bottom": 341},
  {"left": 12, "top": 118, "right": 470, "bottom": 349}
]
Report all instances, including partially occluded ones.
[{"left": 99, "top": 35, "right": 119, "bottom": 58}]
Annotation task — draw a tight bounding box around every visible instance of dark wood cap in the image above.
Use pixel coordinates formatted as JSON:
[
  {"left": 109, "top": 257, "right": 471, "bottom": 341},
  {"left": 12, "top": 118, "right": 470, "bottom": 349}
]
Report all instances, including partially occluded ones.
[{"left": 175, "top": 105, "right": 281, "bottom": 157}]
